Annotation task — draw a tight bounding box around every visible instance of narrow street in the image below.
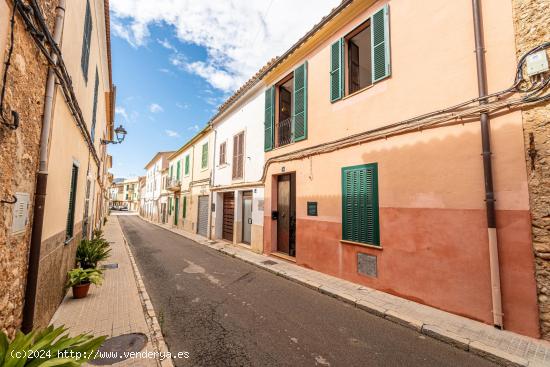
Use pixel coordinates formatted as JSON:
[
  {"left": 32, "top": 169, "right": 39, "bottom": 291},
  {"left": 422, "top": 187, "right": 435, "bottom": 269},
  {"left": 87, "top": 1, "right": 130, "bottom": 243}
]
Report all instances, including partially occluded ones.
[{"left": 118, "top": 215, "right": 497, "bottom": 367}]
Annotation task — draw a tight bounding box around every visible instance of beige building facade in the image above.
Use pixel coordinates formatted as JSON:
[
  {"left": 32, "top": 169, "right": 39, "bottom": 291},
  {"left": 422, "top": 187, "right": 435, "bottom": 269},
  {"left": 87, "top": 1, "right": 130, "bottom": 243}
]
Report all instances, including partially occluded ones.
[{"left": 0, "top": 0, "right": 115, "bottom": 335}]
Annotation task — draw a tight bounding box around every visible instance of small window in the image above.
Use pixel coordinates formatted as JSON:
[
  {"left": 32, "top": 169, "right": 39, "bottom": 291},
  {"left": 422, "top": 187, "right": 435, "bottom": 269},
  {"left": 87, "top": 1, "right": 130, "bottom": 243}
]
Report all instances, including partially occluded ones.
[
  {"left": 342, "top": 163, "right": 379, "bottom": 246},
  {"left": 201, "top": 143, "right": 208, "bottom": 169},
  {"left": 184, "top": 155, "right": 190, "bottom": 175},
  {"left": 65, "top": 164, "right": 79, "bottom": 240},
  {"left": 81, "top": 0, "right": 93, "bottom": 82},
  {"left": 219, "top": 142, "right": 226, "bottom": 165},
  {"left": 232, "top": 132, "right": 244, "bottom": 180}
]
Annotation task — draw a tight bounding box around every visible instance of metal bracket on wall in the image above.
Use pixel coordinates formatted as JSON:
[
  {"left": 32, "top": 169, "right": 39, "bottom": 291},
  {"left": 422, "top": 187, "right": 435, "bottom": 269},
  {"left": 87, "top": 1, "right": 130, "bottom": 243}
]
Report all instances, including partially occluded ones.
[{"left": 0, "top": 194, "right": 17, "bottom": 204}]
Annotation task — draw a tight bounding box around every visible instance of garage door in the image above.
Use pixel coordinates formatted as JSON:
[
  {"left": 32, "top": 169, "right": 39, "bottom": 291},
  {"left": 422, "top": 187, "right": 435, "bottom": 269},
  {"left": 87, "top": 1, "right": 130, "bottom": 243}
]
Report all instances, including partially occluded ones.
[
  {"left": 222, "top": 192, "right": 234, "bottom": 242},
  {"left": 197, "top": 195, "right": 209, "bottom": 237}
]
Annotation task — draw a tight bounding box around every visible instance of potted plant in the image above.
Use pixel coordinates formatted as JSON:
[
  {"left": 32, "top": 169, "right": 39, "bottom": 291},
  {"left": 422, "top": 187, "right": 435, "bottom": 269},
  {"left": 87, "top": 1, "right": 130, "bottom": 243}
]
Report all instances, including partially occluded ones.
[
  {"left": 76, "top": 237, "right": 111, "bottom": 269},
  {"left": 66, "top": 268, "right": 103, "bottom": 299},
  {"left": 0, "top": 325, "right": 106, "bottom": 366}
]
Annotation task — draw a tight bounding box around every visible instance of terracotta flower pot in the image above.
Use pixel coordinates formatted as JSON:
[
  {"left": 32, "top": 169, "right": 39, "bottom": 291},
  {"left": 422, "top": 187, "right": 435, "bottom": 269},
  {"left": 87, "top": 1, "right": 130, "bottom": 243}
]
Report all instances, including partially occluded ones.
[{"left": 72, "top": 282, "right": 91, "bottom": 299}]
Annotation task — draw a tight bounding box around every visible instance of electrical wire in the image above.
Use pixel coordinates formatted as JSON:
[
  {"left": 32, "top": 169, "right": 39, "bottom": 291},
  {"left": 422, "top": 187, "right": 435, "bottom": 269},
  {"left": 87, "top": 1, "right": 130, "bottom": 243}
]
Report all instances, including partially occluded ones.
[{"left": 0, "top": 0, "right": 20, "bottom": 130}]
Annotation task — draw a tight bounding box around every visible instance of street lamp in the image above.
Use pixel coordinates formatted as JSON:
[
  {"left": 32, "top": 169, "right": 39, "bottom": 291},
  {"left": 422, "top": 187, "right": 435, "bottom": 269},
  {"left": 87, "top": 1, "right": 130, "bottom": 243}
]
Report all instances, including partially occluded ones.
[{"left": 101, "top": 125, "right": 127, "bottom": 145}]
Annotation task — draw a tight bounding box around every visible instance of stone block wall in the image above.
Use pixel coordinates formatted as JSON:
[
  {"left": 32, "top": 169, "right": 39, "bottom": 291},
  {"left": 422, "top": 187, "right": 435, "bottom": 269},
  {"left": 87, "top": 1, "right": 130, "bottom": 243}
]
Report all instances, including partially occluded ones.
[
  {"left": 512, "top": 0, "right": 550, "bottom": 340},
  {"left": 0, "top": 0, "right": 57, "bottom": 338}
]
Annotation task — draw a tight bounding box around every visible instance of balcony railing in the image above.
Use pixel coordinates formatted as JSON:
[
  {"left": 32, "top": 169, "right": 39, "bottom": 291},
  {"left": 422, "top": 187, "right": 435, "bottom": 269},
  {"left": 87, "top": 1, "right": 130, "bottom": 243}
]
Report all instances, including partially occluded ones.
[
  {"left": 275, "top": 116, "right": 293, "bottom": 148},
  {"left": 166, "top": 177, "right": 181, "bottom": 191}
]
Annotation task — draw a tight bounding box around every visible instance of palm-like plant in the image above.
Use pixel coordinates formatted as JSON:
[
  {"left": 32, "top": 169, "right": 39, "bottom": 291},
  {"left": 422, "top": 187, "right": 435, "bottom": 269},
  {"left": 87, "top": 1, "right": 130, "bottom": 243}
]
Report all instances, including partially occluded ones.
[
  {"left": 0, "top": 325, "right": 106, "bottom": 366},
  {"left": 66, "top": 268, "right": 103, "bottom": 288},
  {"left": 76, "top": 238, "right": 111, "bottom": 269}
]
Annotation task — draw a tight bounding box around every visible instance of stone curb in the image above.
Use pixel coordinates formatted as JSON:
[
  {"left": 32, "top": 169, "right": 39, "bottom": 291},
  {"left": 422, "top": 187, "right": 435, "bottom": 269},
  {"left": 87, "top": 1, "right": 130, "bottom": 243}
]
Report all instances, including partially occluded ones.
[
  {"left": 138, "top": 216, "right": 535, "bottom": 367},
  {"left": 118, "top": 218, "right": 175, "bottom": 367}
]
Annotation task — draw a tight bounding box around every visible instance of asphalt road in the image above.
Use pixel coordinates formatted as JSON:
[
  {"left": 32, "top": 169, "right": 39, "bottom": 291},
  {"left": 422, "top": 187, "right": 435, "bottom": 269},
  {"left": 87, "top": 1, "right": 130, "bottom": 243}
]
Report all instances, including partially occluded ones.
[{"left": 118, "top": 215, "right": 497, "bottom": 367}]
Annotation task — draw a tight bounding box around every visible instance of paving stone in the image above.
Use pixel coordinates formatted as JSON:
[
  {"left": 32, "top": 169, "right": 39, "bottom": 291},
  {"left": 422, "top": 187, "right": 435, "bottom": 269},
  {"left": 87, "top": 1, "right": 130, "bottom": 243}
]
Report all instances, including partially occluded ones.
[
  {"left": 422, "top": 325, "right": 470, "bottom": 351},
  {"left": 469, "top": 341, "right": 529, "bottom": 367}
]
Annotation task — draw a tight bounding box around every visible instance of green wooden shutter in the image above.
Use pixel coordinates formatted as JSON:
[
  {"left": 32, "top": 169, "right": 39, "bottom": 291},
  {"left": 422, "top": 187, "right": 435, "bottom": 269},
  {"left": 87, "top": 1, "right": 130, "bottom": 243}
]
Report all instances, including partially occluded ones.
[
  {"left": 202, "top": 143, "right": 208, "bottom": 169},
  {"left": 66, "top": 164, "right": 79, "bottom": 240},
  {"left": 169, "top": 165, "right": 173, "bottom": 178},
  {"left": 264, "top": 86, "right": 274, "bottom": 151},
  {"left": 81, "top": 0, "right": 92, "bottom": 81},
  {"left": 168, "top": 197, "right": 172, "bottom": 215},
  {"left": 176, "top": 161, "right": 181, "bottom": 179},
  {"left": 371, "top": 4, "right": 391, "bottom": 83},
  {"left": 293, "top": 62, "right": 308, "bottom": 142},
  {"left": 341, "top": 163, "right": 379, "bottom": 245},
  {"left": 185, "top": 155, "right": 190, "bottom": 175},
  {"left": 90, "top": 68, "right": 99, "bottom": 143},
  {"left": 174, "top": 197, "right": 179, "bottom": 225},
  {"left": 183, "top": 196, "right": 187, "bottom": 218},
  {"left": 330, "top": 38, "right": 344, "bottom": 102}
]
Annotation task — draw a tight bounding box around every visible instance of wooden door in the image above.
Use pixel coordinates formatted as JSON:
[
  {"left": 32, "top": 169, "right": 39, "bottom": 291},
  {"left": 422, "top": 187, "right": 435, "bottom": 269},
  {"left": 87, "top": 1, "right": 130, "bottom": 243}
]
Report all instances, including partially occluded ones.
[
  {"left": 277, "top": 175, "right": 291, "bottom": 254},
  {"left": 222, "top": 192, "right": 234, "bottom": 242}
]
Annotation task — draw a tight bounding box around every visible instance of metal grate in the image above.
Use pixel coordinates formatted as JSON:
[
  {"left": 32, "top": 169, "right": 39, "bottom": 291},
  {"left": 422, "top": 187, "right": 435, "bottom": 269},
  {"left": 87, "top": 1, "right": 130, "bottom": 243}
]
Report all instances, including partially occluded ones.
[{"left": 357, "top": 253, "right": 377, "bottom": 277}]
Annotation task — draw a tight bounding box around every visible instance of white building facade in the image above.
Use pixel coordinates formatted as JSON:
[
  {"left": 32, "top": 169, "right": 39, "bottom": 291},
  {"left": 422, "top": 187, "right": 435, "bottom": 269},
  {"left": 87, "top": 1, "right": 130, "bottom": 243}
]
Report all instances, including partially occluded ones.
[
  {"left": 211, "top": 82, "right": 265, "bottom": 253},
  {"left": 143, "top": 152, "right": 173, "bottom": 222}
]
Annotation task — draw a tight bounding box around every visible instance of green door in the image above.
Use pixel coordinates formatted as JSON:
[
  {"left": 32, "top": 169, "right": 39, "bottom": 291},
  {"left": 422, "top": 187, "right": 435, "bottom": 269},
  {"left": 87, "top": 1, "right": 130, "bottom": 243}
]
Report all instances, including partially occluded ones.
[{"left": 174, "top": 197, "right": 179, "bottom": 226}]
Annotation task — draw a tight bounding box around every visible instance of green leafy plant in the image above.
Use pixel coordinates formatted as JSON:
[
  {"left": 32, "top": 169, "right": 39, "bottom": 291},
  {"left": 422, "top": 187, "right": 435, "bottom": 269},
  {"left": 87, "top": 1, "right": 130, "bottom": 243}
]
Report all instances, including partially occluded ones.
[
  {"left": 0, "top": 325, "right": 106, "bottom": 366},
  {"left": 76, "top": 238, "right": 111, "bottom": 269},
  {"left": 66, "top": 268, "right": 103, "bottom": 288}
]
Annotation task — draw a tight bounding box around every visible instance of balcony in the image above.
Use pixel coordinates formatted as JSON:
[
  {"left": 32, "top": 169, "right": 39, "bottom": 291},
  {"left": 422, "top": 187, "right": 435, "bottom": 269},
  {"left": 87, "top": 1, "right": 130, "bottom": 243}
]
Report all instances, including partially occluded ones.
[
  {"left": 166, "top": 177, "right": 181, "bottom": 191},
  {"left": 275, "top": 117, "right": 293, "bottom": 148}
]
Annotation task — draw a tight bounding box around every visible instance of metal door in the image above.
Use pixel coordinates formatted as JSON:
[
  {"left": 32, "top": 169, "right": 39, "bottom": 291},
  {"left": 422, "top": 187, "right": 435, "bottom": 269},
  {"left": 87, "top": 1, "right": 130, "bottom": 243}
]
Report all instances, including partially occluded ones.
[
  {"left": 222, "top": 192, "right": 234, "bottom": 242},
  {"left": 277, "top": 175, "right": 290, "bottom": 254},
  {"left": 197, "top": 195, "right": 209, "bottom": 237},
  {"left": 242, "top": 192, "right": 253, "bottom": 244}
]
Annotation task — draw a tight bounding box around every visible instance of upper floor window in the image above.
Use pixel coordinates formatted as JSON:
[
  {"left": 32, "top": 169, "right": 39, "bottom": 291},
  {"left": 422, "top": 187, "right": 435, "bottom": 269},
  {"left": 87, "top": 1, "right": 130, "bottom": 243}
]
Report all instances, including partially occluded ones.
[
  {"left": 201, "top": 143, "right": 208, "bottom": 169},
  {"left": 264, "top": 62, "right": 307, "bottom": 152},
  {"left": 219, "top": 142, "right": 227, "bottom": 165},
  {"left": 184, "top": 155, "right": 190, "bottom": 176},
  {"left": 330, "top": 4, "right": 390, "bottom": 102},
  {"left": 81, "top": 0, "right": 93, "bottom": 82},
  {"left": 232, "top": 132, "right": 244, "bottom": 180},
  {"left": 90, "top": 68, "right": 99, "bottom": 143}
]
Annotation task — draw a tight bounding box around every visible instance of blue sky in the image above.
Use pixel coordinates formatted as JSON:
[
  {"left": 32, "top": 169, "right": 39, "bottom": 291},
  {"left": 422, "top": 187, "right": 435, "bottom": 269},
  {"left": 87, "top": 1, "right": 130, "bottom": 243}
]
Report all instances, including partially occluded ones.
[{"left": 108, "top": 0, "right": 340, "bottom": 178}]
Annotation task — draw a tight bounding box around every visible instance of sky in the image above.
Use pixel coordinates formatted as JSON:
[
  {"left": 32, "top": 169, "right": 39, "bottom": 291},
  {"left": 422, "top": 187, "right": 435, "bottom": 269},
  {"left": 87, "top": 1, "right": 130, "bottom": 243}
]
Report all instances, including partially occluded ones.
[{"left": 108, "top": 0, "right": 341, "bottom": 179}]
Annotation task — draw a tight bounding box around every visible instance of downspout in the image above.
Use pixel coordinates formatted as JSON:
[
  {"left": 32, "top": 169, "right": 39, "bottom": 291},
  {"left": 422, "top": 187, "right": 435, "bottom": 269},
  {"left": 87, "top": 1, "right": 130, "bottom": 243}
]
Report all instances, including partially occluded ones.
[
  {"left": 472, "top": 0, "right": 503, "bottom": 329},
  {"left": 22, "top": 0, "right": 66, "bottom": 333}
]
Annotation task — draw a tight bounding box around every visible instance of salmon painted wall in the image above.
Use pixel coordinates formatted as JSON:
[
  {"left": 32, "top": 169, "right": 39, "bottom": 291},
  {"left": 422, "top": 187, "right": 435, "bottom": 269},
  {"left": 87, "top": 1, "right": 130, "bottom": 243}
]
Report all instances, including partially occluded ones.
[{"left": 262, "top": 0, "right": 539, "bottom": 337}]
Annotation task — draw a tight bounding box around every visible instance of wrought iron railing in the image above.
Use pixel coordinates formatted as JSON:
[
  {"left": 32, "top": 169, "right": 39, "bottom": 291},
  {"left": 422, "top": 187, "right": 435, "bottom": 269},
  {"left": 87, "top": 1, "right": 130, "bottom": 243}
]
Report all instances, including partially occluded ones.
[
  {"left": 275, "top": 117, "right": 293, "bottom": 147},
  {"left": 166, "top": 177, "right": 181, "bottom": 190}
]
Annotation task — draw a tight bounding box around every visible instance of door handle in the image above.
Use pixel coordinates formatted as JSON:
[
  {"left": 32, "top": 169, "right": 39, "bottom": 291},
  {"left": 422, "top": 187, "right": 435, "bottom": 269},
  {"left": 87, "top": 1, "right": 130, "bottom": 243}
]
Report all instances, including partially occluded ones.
[{"left": 248, "top": 218, "right": 252, "bottom": 224}]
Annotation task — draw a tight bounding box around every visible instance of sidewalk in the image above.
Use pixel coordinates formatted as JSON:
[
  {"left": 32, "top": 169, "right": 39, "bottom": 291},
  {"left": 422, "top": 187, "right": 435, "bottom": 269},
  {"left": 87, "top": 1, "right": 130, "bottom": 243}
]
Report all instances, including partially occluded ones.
[
  {"left": 51, "top": 215, "right": 170, "bottom": 367},
  {"left": 145, "top": 216, "right": 550, "bottom": 367}
]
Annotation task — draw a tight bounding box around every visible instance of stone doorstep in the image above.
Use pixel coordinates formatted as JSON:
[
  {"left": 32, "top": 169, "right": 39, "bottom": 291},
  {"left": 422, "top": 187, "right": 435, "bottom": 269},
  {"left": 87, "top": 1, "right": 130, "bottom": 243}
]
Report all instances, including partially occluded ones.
[{"left": 140, "top": 216, "right": 550, "bottom": 367}]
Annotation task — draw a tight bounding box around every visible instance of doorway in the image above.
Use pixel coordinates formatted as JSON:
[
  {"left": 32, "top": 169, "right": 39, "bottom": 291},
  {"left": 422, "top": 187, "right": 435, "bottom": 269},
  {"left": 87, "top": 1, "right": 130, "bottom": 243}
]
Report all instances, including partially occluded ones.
[
  {"left": 174, "top": 197, "right": 179, "bottom": 226},
  {"left": 242, "top": 191, "right": 253, "bottom": 245},
  {"left": 197, "top": 195, "right": 209, "bottom": 237},
  {"left": 276, "top": 174, "right": 296, "bottom": 256},
  {"left": 222, "top": 192, "right": 234, "bottom": 242}
]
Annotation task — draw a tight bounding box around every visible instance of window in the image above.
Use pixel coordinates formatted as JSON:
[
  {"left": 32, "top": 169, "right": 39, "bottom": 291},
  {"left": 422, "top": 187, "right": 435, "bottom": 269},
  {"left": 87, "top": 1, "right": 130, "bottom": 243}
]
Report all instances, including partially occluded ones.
[
  {"left": 184, "top": 155, "right": 190, "bottom": 175},
  {"left": 65, "top": 164, "right": 79, "bottom": 240},
  {"left": 168, "top": 197, "right": 172, "bottom": 215},
  {"left": 264, "top": 62, "right": 307, "bottom": 151},
  {"left": 201, "top": 143, "right": 208, "bottom": 169},
  {"left": 219, "top": 142, "right": 227, "bottom": 165},
  {"left": 182, "top": 196, "right": 187, "bottom": 218},
  {"left": 330, "top": 5, "right": 390, "bottom": 102},
  {"left": 341, "top": 163, "right": 379, "bottom": 246},
  {"left": 176, "top": 160, "right": 181, "bottom": 180},
  {"left": 169, "top": 164, "right": 173, "bottom": 178},
  {"left": 232, "top": 132, "right": 244, "bottom": 180},
  {"left": 81, "top": 0, "right": 93, "bottom": 82}
]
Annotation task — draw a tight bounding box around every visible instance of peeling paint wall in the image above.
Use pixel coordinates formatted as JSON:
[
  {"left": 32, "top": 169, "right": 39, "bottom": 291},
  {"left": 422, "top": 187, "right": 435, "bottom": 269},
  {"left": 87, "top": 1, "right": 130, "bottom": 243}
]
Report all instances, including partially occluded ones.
[{"left": 512, "top": 0, "right": 550, "bottom": 341}]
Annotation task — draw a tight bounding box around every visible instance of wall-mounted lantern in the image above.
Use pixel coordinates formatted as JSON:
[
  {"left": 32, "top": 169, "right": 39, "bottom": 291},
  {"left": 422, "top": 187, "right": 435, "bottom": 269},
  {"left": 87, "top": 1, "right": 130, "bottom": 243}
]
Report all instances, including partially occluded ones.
[{"left": 101, "top": 125, "right": 127, "bottom": 145}]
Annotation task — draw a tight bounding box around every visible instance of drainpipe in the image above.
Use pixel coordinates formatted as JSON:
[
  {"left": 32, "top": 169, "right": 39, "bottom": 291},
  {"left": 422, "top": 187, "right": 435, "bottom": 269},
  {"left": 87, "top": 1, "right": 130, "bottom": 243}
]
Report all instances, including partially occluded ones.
[
  {"left": 22, "top": 0, "right": 66, "bottom": 333},
  {"left": 472, "top": 0, "right": 503, "bottom": 329},
  {"left": 208, "top": 127, "right": 217, "bottom": 239}
]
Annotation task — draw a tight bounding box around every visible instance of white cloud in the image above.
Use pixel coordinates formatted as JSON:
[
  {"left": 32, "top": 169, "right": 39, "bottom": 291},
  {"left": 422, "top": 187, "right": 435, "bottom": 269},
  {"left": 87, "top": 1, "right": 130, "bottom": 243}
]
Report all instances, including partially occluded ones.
[
  {"left": 157, "top": 38, "right": 177, "bottom": 52},
  {"left": 188, "top": 124, "right": 200, "bottom": 132},
  {"left": 115, "top": 106, "right": 128, "bottom": 121},
  {"left": 110, "top": 0, "right": 340, "bottom": 92},
  {"left": 176, "top": 102, "right": 189, "bottom": 109},
  {"left": 165, "top": 129, "right": 181, "bottom": 138},
  {"left": 149, "top": 103, "right": 164, "bottom": 113}
]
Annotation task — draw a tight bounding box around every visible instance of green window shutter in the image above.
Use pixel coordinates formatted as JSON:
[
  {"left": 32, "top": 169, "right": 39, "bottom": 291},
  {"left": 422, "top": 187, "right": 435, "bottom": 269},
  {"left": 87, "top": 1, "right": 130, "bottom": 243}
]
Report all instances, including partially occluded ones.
[
  {"left": 293, "top": 62, "right": 308, "bottom": 142},
  {"left": 183, "top": 196, "right": 187, "bottom": 218},
  {"left": 330, "top": 38, "right": 344, "bottom": 102},
  {"left": 371, "top": 4, "right": 391, "bottom": 83},
  {"left": 90, "top": 68, "right": 99, "bottom": 143},
  {"left": 66, "top": 164, "right": 79, "bottom": 240},
  {"left": 202, "top": 143, "right": 208, "bottom": 169},
  {"left": 341, "top": 163, "right": 379, "bottom": 245},
  {"left": 264, "top": 86, "right": 274, "bottom": 151},
  {"left": 168, "top": 197, "right": 172, "bottom": 215},
  {"left": 81, "top": 0, "right": 93, "bottom": 82},
  {"left": 170, "top": 165, "right": 173, "bottom": 178},
  {"left": 174, "top": 197, "right": 179, "bottom": 225},
  {"left": 185, "top": 155, "right": 190, "bottom": 175},
  {"left": 176, "top": 161, "right": 181, "bottom": 179}
]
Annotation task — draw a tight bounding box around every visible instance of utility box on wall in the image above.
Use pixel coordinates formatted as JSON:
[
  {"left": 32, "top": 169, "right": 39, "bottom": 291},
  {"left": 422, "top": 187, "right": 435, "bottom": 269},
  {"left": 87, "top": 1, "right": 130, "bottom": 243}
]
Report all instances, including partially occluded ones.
[{"left": 11, "top": 192, "right": 30, "bottom": 235}]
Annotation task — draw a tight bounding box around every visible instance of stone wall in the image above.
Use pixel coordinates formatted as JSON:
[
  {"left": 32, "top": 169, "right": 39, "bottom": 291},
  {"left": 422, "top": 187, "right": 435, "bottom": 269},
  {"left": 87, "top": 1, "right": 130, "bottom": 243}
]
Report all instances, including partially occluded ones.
[
  {"left": 0, "top": 0, "right": 57, "bottom": 338},
  {"left": 512, "top": 0, "right": 550, "bottom": 340}
]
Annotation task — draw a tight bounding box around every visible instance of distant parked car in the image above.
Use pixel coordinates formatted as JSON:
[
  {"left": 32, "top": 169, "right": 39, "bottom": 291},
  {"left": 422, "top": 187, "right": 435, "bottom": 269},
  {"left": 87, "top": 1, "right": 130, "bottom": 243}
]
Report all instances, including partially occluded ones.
[{"left": 119, "top": 206, "right": 128, "bottom": 211}]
